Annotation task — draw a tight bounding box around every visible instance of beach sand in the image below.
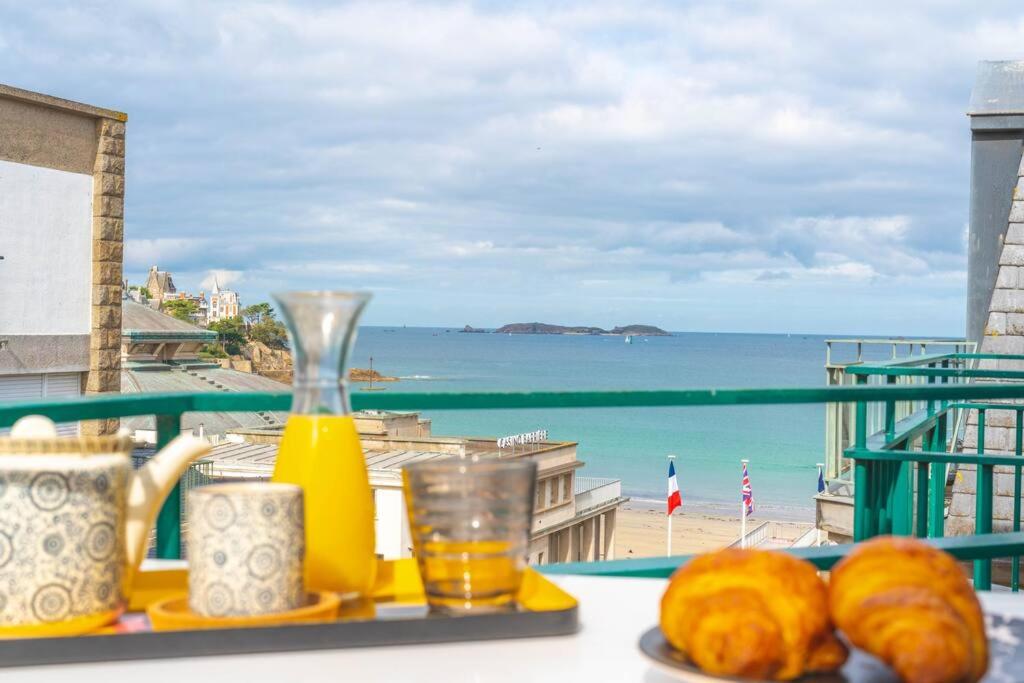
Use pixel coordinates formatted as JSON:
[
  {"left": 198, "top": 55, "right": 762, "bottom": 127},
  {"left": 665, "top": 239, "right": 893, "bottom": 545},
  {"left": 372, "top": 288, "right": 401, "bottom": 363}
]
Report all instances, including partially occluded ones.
[{"left": 616, "top": 503, "right": 815, "bottom": 558}]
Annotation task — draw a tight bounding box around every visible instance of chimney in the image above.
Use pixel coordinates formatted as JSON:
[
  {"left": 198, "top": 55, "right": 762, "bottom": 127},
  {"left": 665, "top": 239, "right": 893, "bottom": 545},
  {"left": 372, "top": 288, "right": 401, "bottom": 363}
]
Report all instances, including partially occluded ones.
[{"left": 966, "top": 61, "right": 1024, "bottom": 343}]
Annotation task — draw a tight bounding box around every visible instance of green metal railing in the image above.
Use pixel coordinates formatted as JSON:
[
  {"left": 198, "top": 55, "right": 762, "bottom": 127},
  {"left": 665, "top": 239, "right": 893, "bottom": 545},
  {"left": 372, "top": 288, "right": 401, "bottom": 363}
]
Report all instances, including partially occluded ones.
[
  {"left": 824, "top": 342, "right": 976, "bottom": 487},
  {"left": 844, "top": 353, "right": 1024, "bottom": 590},
  {"left": 4, "top": 375, "right": 1024, "bottom": 583}
]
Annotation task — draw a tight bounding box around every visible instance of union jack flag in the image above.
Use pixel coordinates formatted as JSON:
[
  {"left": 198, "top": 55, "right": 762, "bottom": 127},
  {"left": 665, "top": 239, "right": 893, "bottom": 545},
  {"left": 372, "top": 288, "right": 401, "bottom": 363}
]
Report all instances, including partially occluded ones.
[{"left": 741, "top": 461, "right": 754, "bottom": 517}]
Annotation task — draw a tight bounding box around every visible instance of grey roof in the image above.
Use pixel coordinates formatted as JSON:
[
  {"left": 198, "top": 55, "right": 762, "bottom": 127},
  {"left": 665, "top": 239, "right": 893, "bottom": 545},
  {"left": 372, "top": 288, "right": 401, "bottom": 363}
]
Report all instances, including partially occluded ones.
[
  {"left": 122, "top": 299, "right": 206, "bottom": 334},
  {"left": 121, "top": 365, "right": 289, "bottom": 435},
  {"left": 201, "top": 440, "right": 453, "bottom": 479},
  {"left": 969, "top": 61, "right": 1024, "bottom": 115}
]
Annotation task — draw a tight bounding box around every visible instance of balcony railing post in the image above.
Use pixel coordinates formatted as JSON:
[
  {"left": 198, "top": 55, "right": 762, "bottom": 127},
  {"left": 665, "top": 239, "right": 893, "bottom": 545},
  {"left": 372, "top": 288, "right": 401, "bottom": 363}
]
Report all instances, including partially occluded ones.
[
  {"left": 975, "top": 409, "right": 992, "bottom": 590},
  {"left": 927, "top": 363, "right": 935, "bottom": 416},
  {"left": 853, "top": 375, "right": 872, "bottom": 541},
  {"left": 154, "top": 413, "right": 184, "bottom": 559},
  {"left": 916, "top": 460, "right": 929, "bottom": 537},
  {"left": 884, "top": 376, "right": 897, "bottom": 443},
  {"left": 1015, "top": 409, "right": 1023, "bottom": 592},
  {"left": 890, "top": 439, "right": 911, "bottom": 536}
]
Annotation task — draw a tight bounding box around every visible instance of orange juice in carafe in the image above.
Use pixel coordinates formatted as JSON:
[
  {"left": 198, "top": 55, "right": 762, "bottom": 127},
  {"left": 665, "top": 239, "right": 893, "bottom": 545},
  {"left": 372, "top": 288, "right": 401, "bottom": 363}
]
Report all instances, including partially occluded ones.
[
  {"left": 270, "top": 290, "right": 377, "bottom": 598},
  {"left": 273, "top": 414, "right": 376, "bottom": 595}
]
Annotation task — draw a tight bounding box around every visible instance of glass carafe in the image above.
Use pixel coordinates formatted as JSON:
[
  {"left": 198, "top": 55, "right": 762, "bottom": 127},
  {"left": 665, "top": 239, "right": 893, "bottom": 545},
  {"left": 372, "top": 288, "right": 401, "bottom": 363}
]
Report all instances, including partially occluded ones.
[{"left": 271, "top": 291, "right": 376, "bottom": 597}]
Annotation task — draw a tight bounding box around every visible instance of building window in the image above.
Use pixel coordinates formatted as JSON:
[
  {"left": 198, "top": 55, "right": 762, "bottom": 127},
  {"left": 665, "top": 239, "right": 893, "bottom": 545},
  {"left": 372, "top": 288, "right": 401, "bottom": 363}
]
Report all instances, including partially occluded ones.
[
  {"left": 536, "top": 479, "right": 545, "bottom": 510},
  {"left": 563, "top": 474, "right": 572, "bottom": 503}
]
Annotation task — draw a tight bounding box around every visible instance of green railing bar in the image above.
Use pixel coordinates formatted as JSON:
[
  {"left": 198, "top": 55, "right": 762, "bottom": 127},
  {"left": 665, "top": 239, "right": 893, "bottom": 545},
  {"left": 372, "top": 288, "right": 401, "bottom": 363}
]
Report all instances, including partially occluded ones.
[
  {"left": 950, "top": 402, "right": 1024, "bottom": 410},
  {"left": 854, "top": 352, "right": 1024, "bottom": 369},
  {"left": 541, "top": 531, "right": 1024, "bottom": 577},
  {"left": 154, "top": 413, "right": 182, "bottom": 559},
  {"left": 867, "top": 405, "right": 952, "bottom": 454},
  {"left": 844, "top": 448, "right": 1024, "bottom": 467},
  {"left": 848, "top": 366, "right": 1024, "bottom": 379},
  {"left": 859, "top": 352, "right": 961, "bottom": 369},
  {"left": 13, "top": 383, "right": 1024, "bottom": 428}
]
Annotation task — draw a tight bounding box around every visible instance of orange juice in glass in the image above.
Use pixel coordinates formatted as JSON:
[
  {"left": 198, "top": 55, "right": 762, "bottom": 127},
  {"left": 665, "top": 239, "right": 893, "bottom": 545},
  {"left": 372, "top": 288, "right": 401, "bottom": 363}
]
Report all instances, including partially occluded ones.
[{"left": 271, "top": 291, "right": 376, "bottom": 597}]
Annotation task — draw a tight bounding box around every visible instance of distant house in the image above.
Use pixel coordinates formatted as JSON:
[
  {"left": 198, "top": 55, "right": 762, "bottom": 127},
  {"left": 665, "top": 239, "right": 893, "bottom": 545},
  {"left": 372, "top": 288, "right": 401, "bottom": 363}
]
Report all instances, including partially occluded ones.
[
  {"left": 208, "top": 276, "right": 240, "bottom": 323},
  {"left": 145, "top": 265, "right": 177, "bottom": 308}
]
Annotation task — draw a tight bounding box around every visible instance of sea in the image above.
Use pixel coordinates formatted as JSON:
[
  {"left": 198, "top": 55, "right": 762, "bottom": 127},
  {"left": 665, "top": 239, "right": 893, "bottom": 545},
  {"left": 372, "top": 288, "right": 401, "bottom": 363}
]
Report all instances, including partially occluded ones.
[{"left": 350, "top": 328, "right": 879, "bottom": 521}]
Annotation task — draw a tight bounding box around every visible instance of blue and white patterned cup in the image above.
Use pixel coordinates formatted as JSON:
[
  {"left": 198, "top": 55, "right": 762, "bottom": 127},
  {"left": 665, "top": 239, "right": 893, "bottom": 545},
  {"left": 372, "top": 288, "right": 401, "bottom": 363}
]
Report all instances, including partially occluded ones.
[{"left": 188, "top": 483, "right": 305, "bottom": 617}]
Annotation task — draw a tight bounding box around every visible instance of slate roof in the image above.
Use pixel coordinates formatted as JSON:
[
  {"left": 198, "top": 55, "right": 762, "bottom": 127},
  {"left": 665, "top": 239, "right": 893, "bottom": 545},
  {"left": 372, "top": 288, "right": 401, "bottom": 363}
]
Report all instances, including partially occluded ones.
[
  {"left": 969, "top": 61, "right": 1024, "bottom": 115},
  {"left": 121, "top": 364, "right": 289, "bottom": 436},
  {"left": 122, "top": 299, "right": 213, "bottom": 339},
  {"left": 200, "top": 440, "right": 454, "bottom": 480}
]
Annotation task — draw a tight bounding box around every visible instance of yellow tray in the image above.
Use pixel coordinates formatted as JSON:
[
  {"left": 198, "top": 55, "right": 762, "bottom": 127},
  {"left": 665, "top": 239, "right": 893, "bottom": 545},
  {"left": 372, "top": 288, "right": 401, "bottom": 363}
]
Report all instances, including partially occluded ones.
[
  {"left": 147, "top": 591, "right": 341, "bottom": 631},
  {"left": 0, "top": 558, "right": 579, "bottom": 667}
]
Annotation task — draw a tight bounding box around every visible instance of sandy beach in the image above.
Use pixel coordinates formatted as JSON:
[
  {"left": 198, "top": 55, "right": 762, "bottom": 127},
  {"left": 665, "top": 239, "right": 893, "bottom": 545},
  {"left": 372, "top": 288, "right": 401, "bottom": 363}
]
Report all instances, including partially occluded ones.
[{"left": 616, "top": 502, "right": 815, "bottom": 558}]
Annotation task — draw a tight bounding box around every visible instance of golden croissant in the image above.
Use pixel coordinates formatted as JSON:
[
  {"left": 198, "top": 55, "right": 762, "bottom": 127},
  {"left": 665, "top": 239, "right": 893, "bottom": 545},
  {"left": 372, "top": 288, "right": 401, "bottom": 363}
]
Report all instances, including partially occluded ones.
[
  {"left": 829, "top": 536, "right": 988, "bottom": 683},
  {"left": 660, "top": 549, "right": 848, "bottom": 680}
]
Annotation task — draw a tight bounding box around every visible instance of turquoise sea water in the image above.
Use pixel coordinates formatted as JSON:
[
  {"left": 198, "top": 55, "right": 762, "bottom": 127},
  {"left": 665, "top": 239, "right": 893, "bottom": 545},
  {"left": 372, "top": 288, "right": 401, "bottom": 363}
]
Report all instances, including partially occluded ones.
[{"left": 351, "top": 328, "right": 837, "bottom": 518}]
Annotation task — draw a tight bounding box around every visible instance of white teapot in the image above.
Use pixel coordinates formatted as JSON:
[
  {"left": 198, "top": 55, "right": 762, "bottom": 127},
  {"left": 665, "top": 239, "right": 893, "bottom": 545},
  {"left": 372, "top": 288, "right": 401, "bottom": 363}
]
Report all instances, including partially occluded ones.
[{"left": 0, "top": 416, "right": 210, "bottom": 630}]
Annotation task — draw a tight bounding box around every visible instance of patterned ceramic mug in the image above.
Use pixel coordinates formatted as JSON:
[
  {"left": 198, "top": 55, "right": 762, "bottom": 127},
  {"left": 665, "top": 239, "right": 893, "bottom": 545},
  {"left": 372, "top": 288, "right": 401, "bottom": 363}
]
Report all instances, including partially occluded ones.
[{"left": 188, "top": 483, "right": 305, "bottom": 617}]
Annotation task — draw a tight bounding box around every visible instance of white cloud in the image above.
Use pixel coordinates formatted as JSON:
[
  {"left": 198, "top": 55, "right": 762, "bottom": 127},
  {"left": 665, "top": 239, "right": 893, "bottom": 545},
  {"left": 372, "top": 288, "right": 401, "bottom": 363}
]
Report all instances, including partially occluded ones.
[
  {"left": 4, "top": 0, "right": 1018, "bottom": 332},
  {"left": 200, "top": 270, "right": 244, "bottom": 290}
]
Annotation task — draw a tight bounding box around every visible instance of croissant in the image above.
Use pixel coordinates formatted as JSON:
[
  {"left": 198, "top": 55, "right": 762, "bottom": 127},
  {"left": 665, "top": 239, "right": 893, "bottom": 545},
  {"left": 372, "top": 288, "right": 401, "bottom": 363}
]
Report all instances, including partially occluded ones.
[
  {"left": 829, "top": 536, "right": 988, "bottom": 683},
  {"left": 660, "top": 549, "right": 848, "bottom": 680}
]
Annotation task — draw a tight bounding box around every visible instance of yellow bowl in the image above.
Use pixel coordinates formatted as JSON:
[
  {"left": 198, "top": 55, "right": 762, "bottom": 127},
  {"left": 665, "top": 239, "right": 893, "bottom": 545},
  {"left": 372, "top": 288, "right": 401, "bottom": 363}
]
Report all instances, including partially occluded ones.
[
  {"left": 0, "top": 607, "right": 122, "bottom": 639},
  {"left": 147, "top": 592, "right": 341, "bottom": 631}
]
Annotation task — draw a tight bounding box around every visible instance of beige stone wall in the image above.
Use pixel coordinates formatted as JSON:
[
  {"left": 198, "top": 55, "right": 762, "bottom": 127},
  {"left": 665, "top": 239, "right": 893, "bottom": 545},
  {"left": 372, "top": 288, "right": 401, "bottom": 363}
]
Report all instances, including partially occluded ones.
[
  {"left": 84, "top": 117, "right": 126, "bottom": 435},
  {"left": 0, "top": 84, "right": 126, "bottom": 435},
  {"left": 948, "top": 150, "right": 1024, "bottom": 535}
]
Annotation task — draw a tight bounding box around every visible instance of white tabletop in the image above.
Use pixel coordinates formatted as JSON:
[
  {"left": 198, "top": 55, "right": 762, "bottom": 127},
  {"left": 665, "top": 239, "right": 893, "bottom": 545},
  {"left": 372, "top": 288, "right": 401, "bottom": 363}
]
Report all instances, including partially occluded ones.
[{"left": 12, "top": 575, "right": 1024, "bottom": 682}]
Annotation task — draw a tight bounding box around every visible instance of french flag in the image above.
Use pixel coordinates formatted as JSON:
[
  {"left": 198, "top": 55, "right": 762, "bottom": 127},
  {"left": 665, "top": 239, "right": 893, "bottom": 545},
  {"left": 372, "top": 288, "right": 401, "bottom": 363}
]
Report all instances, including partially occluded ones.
[{"left": 667, "top": 460, "right": 682, "bottom": 515}]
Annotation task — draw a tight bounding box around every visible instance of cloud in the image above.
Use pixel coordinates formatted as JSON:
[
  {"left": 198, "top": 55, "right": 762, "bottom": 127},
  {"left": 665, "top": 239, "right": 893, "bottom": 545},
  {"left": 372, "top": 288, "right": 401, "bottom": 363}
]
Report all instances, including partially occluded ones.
[
  {"left": 756, "top": 271, "right": 792, "bottom": 282},
  {"left": 4, "top": 0, "right": 1018, "bottom": 333},
  {"left": 200, "top": 270, "right": 244, "bottom": 290}
]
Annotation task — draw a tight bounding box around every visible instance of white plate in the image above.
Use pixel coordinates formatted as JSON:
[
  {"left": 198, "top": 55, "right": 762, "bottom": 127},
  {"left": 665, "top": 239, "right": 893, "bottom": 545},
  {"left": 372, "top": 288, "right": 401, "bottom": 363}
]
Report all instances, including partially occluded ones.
[{"left": 639, "top": 618, "right": 1021, "bottom": 683}]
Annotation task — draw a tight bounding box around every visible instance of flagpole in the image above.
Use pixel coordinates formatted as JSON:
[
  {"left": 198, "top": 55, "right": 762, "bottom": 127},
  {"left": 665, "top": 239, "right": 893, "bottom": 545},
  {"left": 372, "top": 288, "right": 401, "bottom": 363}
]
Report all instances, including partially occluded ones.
[
  {"left": 667, "top": 454, "right": 676, "bottom": 557},
  {"left": 816, "top": 462, "right": 825, "bottom": 546},
  {"left": 740, "top": 458, "right": 749, "bottom": 549}
]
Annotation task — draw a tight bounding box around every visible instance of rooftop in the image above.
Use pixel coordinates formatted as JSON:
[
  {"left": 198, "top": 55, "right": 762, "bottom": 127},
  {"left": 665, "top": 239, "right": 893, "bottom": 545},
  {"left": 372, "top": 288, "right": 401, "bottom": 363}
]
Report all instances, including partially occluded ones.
[
  {"left": 122, "top": 299, "right": 214, "bottom": 342},
  {"left": 0, "top": 82, "right": 127, "bottom": 121},
  {"left": 968, "top": 60, "right": 1024, "bottom": 116},
  {"left": 121, "top": 364, "right": 289, "bottom": 435}
]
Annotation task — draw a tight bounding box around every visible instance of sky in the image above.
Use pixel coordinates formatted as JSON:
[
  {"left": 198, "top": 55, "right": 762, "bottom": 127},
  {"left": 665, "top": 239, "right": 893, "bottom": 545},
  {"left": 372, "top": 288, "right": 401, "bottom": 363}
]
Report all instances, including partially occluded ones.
[{"left": 3, "top": 1, "right": 1024, "bottom": 335}]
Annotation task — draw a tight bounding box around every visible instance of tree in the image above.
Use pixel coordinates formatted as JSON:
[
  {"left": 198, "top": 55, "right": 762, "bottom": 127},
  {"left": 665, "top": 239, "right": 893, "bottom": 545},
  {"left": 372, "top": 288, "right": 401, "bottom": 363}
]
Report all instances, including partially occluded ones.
[
  {"left": 242, "top": 303, "right": 275, "bottom": 326},
  {"left": 163, "top": 299, "right": 198, "bottom": 322},
  {"left": 128, "top": 285, "right": 152, "bottom": 299},
  {"left": 249, "top": 318, "right": 289, "bottom": 349},
  {"left": 199, "top": 344, "right": 227, "bottom": 359},
  {"left": 209, "top": 316, "right": 247, "bottom": 355}
]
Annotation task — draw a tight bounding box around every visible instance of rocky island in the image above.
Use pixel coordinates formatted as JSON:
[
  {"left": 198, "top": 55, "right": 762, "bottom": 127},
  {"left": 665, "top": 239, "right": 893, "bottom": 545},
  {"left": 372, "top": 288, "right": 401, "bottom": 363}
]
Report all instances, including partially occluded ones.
[{"left": 494, "top": 322, "right": 670, "bottom": 336}]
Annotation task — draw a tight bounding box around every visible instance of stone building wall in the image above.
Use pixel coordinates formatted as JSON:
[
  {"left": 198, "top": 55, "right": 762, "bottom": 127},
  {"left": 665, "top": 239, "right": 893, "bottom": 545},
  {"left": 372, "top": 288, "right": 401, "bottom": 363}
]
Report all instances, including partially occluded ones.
[
  {"left": 0, "top": 84, "right": 126, "bottom": 435},
  {"left": 86, "top": 116, "right": 127, "bottom": 435},
  {"left": 948, "top": 151, "right": 1024, "bottom": 534}
]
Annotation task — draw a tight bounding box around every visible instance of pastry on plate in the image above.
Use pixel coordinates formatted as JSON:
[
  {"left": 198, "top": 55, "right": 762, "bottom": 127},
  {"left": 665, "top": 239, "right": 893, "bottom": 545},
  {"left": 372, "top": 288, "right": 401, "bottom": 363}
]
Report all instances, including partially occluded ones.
[
  {"left": 660, "top": 548, "right": 847, "bottom": 680},
  {"left": 829, "top": 536, "right": 988, "bottom": 683}
]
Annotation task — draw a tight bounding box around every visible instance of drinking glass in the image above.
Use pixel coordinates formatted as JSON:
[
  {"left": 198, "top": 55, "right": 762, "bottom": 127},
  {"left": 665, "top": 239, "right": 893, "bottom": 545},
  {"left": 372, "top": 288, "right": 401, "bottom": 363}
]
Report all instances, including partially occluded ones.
[
  {"left": 270, "top": 291, "right": 376, "bottom": 597},
  {"left": 403, "top": 457, "right": 537, "bottom": 614}
]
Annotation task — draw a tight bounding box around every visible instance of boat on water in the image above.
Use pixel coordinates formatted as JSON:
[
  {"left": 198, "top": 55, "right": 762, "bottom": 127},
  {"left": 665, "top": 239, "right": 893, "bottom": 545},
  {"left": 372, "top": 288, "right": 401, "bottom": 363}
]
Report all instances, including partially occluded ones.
[{"left": 624, "top": 335, "right": 632, "bottom": 344}]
